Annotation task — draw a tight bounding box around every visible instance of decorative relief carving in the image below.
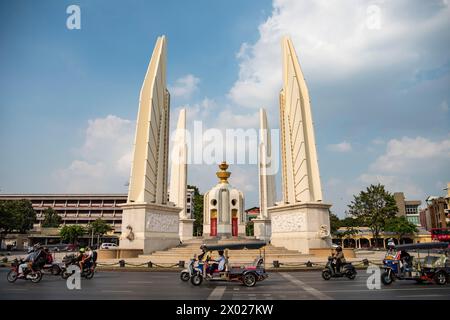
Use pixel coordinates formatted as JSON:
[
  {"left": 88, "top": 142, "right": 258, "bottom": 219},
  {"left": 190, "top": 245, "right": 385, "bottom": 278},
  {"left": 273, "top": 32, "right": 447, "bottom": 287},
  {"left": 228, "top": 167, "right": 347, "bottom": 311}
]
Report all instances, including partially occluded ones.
[
  {"left": 120, "top": 225, "right": 135, "bottom": 241},
  {"left": 146, "top": 212, "right": 178, "bottom": 233},
  {"left": 271, "top": 212, "right": 305, "bottom": 232},
  {"left": 318, "top": 224, "right": 331, "bottom": 239}
]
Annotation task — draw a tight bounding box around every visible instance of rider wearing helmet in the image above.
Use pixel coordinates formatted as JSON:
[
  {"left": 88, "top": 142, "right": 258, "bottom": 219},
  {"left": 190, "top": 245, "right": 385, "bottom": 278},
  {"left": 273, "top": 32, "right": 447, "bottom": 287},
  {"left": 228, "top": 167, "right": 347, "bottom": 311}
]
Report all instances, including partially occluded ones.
[
  {"left": 333, "top": 245, "right": 346, "bottom": 273},
  {"left": 385, "top": 239, "right": 396, "bottom": 259},
  {"left": 77, "top": 247, "right": 86, "bottom": 270}
]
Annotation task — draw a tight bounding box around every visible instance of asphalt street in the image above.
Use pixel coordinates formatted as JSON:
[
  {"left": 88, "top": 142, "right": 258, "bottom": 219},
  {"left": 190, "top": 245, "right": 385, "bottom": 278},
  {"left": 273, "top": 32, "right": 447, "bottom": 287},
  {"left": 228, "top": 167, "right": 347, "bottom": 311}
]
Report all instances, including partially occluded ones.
[{"left": 0, "top": 269, "right": 449, "bottom": 300}]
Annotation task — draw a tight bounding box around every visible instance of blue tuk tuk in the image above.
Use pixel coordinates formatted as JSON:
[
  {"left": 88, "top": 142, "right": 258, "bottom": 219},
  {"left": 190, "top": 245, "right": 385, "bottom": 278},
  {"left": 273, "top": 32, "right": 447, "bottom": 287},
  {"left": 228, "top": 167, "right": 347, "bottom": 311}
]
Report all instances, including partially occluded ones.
[{"left": 381, "top": 242, "right": 449, "bottom": 285}]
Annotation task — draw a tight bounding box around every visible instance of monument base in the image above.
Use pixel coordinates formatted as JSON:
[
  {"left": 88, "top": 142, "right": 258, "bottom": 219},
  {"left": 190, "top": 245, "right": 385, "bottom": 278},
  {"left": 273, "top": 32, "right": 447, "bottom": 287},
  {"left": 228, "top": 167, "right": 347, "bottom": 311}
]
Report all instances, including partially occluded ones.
[
  {"left": 252, "top": 218, "right": 271, "bottom": 242},
  {"left": 269, "top": 202, "right": 332, "bottom": 254},
  {"left": 119, "top": 202, "right": 181, "bottom": 254},
  {"left": 179, "top": 218, "right": 195, "bottom": 242}
]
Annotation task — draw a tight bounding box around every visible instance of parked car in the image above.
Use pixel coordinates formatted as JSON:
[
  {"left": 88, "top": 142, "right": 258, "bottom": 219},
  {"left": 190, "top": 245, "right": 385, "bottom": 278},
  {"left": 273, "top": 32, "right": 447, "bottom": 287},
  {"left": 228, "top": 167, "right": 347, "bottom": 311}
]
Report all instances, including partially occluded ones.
[
  {"left": 100, "top": 243, "right": 118, "bottom": 249},
  {"left": 65, "top": 244, "right": 78, "bottom": 252}
]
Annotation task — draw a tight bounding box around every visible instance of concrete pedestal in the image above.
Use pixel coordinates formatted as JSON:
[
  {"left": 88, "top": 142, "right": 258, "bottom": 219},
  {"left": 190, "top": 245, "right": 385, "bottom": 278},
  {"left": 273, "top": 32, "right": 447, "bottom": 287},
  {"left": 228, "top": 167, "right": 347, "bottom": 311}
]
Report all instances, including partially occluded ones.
[
  {"left": 269, "top": 202, "right": 331, "bottom": 254},
  {"left": 119, "top": 202, "right": 181, "bottom": 254},
  {"left": 179, "top": 218, "right": 195, "bottom": 242},
  {"left": 252, "top": 218, "right": 271, "bottom": 242}
]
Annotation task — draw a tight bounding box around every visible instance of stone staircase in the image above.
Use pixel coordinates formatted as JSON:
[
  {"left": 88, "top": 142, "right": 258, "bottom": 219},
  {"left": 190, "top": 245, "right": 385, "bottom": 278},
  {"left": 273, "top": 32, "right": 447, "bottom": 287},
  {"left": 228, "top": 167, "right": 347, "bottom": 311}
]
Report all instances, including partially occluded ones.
[{"left": 138, "top": 238, "right": 313, "bottom": 264}]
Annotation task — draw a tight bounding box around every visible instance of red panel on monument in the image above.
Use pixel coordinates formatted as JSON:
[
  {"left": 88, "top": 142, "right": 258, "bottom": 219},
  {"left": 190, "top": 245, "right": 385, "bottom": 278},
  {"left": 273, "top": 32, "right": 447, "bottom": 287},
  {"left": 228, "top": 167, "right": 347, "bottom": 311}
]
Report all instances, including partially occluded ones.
[
  {"left": 210, "top": 218, "right": 217, "bottom": 236},
  {"left": 232, "top": 217, "right": 238, "bottom": 236}
]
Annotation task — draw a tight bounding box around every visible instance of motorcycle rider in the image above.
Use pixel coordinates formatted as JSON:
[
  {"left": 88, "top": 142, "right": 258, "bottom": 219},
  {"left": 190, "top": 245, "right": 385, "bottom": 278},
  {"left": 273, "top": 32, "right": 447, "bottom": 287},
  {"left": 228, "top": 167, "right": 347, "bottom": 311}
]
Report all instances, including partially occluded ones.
[
  {"left": 198, "top": 244, "right": 210, "bottom": 275},
  {"left": 76, "top": 247, "right": 86, "bottom": 271},
  {"left": 333, "top": 246, "right": 346, "bottom": 273},
  {"left": 82, "top": 247, "right": 93, "bottom": 269},
  {"left": 385, "top": 239, "right": 397, "bottom": 259},
  {"left": 18, "top": 244, "right": 46, "bottom": 278}
]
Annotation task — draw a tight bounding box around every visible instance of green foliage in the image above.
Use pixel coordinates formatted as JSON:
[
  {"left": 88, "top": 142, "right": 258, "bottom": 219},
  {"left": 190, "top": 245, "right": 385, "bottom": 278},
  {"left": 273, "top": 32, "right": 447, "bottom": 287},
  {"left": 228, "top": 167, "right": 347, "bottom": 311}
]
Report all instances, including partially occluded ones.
[
  {"left": 59, "top": 225, "right": 85, "bottom": 244},
  {"left": 246, "top": 221, "right": 254, "bottom": 236},
  {"left": 87, "top": 218, "right": 112, "bottom": 236},
  {"left": 384, "top": 216, "right": 418, "bottom": 240},
  {"left": 334, "top": 226, "right": 360, "bottom": 240},
  {"left": 329, "top": 212, "right": 340, "bottom": 234},
  {"left": 41, "top": 208, "right": 62, "bottom": 228},
  {"left": 330, "top": 211, "right": 366, "bottom": 236},
  {"left": 188, "top": 185, "right": 204, "bottom": 236},
  {"left": 0, "top": 200, "right": 36, "bottom": 236},
  {"left": 348, "top": 184, "right": 398, "bottom": 247}
]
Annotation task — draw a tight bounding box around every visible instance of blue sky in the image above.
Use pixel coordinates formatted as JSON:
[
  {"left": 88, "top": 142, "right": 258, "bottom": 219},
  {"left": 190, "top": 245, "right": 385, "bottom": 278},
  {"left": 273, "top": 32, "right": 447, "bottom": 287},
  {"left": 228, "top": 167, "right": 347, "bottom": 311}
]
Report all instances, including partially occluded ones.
[{"left": 1, "top": 0, "right": 449, "bottom": 217}]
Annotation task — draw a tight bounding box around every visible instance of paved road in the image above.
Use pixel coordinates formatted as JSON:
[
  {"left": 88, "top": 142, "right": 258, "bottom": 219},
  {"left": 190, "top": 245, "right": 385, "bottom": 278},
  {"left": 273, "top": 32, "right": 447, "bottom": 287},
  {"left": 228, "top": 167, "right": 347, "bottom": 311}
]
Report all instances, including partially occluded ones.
[{"left": 0, "top": 269, "right": 449, "bottom": 300}]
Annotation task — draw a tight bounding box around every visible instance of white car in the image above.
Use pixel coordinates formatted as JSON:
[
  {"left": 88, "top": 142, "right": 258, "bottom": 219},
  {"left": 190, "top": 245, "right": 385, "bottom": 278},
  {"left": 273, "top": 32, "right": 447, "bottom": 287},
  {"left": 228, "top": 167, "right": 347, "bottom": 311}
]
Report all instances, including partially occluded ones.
[{"left": 100, "top": 243, "right": 118, "bottom": 249}]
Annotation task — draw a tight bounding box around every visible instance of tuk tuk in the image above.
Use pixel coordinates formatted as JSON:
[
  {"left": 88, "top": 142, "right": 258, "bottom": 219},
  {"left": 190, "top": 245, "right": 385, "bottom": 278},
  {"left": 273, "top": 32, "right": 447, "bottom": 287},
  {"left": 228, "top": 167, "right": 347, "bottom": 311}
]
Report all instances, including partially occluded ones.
[
  {"left": 188, "top": 241, "right": 268, "bottom": 287},
  {"left": 381, "top": 242, "right": 449, "bottom": 285}
]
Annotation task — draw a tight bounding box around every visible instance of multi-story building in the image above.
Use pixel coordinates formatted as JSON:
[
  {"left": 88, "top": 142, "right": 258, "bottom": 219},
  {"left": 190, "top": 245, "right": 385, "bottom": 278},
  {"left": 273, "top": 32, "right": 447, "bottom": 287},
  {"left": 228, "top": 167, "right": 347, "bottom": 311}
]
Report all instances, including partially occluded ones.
[
  {"left": 419, "top": 183, "right": 450, "bottom": 231},
  {"left": 0, "top": 194, "right": 127, "bottom": 232},
  {"left": 393, "top": 192, "right": 421, "bottom": 226},
  {"left": 0, "top": 190, "right": 196, "bottom": 230}
]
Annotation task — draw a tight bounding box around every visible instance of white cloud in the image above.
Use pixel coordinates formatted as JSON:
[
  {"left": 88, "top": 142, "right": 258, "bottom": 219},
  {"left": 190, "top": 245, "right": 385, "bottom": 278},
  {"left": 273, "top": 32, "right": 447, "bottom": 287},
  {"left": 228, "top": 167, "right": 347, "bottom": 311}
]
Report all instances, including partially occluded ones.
[
  {"left": 327, "top": 141, "right": 352, "bottom": 152},
  {"left": 228, "top": 0, "right": 450, "bottom": 109},
  {"left": 170, "top": 74, "right": 200, "bottom": 98},
  {"left": 370, "top": 136, "right": 450, "bottom": 173},
  {"left": 441, "top": 100, "right": 449, "bottom": 112},
  {"left": 54, "top": 115, "right": 134, "bottom": 192},
  {"left": 357, "top": 135, "right": 450, "bottom": 200},
  {"left": 358, "top": 173, "right": 423, "bottom": 199}
]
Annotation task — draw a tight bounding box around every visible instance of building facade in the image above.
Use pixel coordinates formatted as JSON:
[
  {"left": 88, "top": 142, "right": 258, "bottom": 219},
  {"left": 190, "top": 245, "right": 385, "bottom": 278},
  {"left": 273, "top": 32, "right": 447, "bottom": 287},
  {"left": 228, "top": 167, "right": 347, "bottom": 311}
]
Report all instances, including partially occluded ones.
[
  {"left": 0, "top": 194, "right": 127, "bottom": 232},
  {"left": 0, "top": 189, "right": 196, "bottom": 248},
  {"left": 418, "top": 183, "right": 450, "bottom": 231},
  {"left": 394, "top": 192, "right": 422, "bottom": 226}
]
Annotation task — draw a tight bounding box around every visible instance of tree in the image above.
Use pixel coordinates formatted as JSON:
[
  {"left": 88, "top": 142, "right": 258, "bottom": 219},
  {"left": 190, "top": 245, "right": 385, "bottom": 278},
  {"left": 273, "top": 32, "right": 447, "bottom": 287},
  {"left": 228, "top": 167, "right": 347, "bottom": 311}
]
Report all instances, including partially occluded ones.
[
  {"left": 329, "top": 212, "right": 341, "bottom": 235},
  {"left": 60, "top": 225, "right": 85, "bottom": 244},
  {"left": 87, "top": 219, "right": 112, "bottom": 246},
  {"left": 41, "top": 208, "right": 62, "bottom": 228},
  {"left": 188, "top": 185, "right": 204, "bottom": 236},
  {"left": 384, "top": 216, "right": 418, "bottom": 243},
  {"left": 0, "top": 200, "right": 36, "bottom": 235},
  {"left": 334, "top": 227, "right": 360, "bottom": 246},
  {"left": 246, "top": 221, "right": 254, "bottom": 236},
  {"left": 348, "top": 184, "right": 398, "bottom": 247}
]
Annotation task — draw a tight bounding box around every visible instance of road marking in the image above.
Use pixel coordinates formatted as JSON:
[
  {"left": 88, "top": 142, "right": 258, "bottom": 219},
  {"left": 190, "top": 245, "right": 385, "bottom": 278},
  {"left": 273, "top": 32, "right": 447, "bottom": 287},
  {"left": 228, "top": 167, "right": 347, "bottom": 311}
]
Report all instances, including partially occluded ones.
[
  {"left": 320, "top": 287, "right": 450, "bottom": 293},
  {"left": 208, "top": 286, "right": 226, "bottom": 300},
  {"left": 397, "top": 294, "right": 443, "bottom": 298},
  {"left": 280, "top": 272, "right": 333, "bottom": 300},
  {"left": 101, "top": 290, "right": 132, "bottom": 293}
]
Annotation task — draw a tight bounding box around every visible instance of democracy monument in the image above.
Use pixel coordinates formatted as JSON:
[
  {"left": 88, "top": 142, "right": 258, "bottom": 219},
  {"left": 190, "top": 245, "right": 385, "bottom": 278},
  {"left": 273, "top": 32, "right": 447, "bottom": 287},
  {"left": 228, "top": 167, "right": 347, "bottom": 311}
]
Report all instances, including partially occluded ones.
[{"left": 118, "top": 35, "right": 332, "bottom": 257}]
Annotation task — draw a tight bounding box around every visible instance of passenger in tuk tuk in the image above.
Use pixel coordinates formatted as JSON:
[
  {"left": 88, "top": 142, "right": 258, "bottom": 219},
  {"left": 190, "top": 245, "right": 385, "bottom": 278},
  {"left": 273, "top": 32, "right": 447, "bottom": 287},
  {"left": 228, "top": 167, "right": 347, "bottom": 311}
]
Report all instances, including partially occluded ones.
[
  {"left": 399, "top": 250, "right": 412, "bottom": 272},
  {"left": 208, "top": 250, "right": 226, "bottom": 275}
]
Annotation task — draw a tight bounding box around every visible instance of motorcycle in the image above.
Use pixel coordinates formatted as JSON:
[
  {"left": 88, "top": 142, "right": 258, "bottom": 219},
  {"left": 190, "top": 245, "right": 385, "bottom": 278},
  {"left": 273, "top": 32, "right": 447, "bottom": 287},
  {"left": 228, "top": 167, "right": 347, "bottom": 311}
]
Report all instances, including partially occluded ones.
[
  {"left": 6, "top": 259, "right": 43, "bottom": 283},
  {"left": 322, "top": 256, "right": 357, "bottom": 280},
  {"left": 181, "top": 258, "right": 205, "bottom": 282},
  {"left": 60, "top": 254, "right": 96, "bottom": 280}
]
